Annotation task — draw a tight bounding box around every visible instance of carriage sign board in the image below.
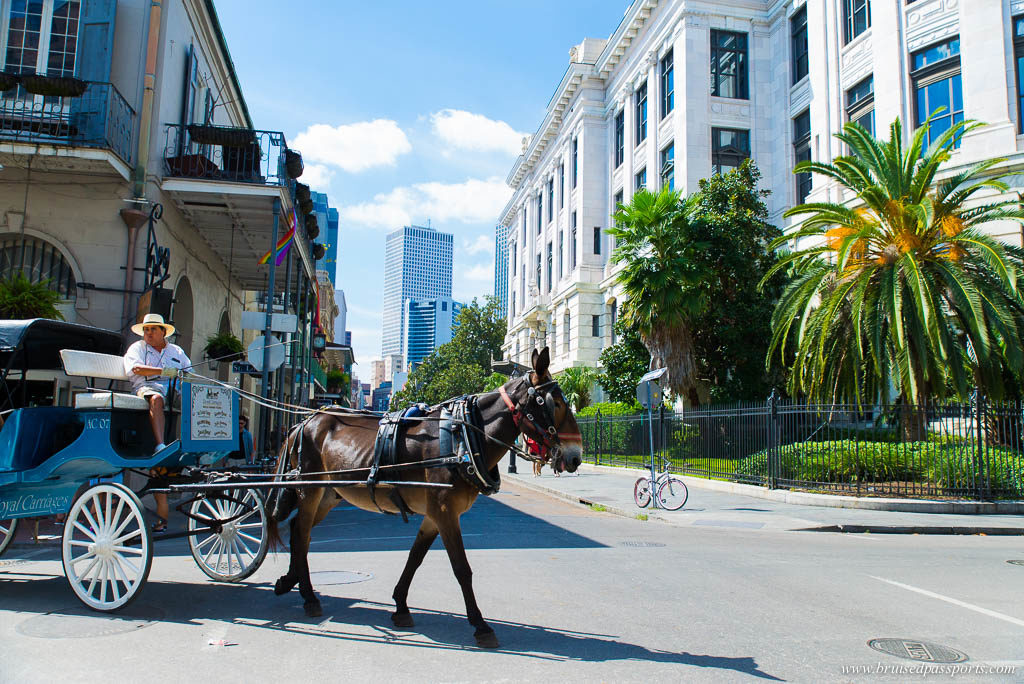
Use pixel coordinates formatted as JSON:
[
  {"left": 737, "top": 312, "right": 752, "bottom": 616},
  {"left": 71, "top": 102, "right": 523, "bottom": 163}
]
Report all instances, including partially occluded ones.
[{"left": 182, "top": 383, "right": 238, "bottom": 454}]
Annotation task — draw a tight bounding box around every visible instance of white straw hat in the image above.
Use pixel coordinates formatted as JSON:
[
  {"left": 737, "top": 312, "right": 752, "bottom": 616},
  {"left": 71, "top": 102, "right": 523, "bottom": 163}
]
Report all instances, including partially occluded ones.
[{"left": 131, "top": 313, "right": 176, "bottom": 337}]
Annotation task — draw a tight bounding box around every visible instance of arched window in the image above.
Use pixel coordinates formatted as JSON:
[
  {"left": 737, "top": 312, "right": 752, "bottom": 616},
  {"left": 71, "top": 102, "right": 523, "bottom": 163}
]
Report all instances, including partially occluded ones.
[
  {"left": 172, "top": 276, "right": 194, "bottom": 357},
  {"left": 0, "top": 235, "right": 77, "bottom": 299}
]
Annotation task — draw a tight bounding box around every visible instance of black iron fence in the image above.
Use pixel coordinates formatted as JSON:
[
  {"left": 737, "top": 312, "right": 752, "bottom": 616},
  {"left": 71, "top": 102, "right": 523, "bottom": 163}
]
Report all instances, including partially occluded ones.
[
  {"left": 0, "top": 82, "right": 136, "bottom": 164},
  {"left": 576, "top": 394, "right": 1024, "bottom": 500}
]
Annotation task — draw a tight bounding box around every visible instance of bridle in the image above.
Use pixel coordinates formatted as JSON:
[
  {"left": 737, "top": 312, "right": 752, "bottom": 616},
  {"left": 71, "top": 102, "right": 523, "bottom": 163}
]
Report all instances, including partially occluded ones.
[{"left": 498, "top": 375, "right": 579, "bottom": 461}]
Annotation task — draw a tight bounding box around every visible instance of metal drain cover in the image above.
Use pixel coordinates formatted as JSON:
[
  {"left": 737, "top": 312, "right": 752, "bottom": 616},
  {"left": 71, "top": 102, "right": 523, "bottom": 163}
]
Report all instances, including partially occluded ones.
[
  {"left": 310, "top": 570, "right": 373, "bottom": 585},
  {"left": 868, "top": 639, "right": 967, "bottom": 663},
  {"left": 17, "top": 604, "right": 164, "bottom": 639},
  {"left": 617, "top": 541, "right": 666, "bottom": 548},
  {"left": 1007, "top": 560, "right": 1024, "bottom": 566}
]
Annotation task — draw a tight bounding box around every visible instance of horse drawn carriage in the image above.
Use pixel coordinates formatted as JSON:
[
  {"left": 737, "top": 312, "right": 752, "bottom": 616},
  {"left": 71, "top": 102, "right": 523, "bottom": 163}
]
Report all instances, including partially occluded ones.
[
  {"left": 0, "top": 319, "right": 584, "bottom": 648},
  {"left": 0, "top": 318, "right": 270, "bottom": 610}
]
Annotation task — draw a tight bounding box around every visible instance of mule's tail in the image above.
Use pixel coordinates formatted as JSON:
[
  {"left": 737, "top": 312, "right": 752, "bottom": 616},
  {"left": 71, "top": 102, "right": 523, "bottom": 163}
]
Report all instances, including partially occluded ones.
[{"left": 266, "top": 423, "right": 302, "bottom": 551}]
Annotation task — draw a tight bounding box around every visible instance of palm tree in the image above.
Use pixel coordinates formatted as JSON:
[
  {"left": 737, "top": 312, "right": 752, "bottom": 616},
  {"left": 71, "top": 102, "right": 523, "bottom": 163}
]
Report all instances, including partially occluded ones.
[
  {"left": 556, "top": 366, "right": 598, "bottom": 412},
  {"left": 763, "top": 116, "right": 1024, "bottom": 425},
  {"left": 609, "top": 187, "right": 708, "bottom": 405}
]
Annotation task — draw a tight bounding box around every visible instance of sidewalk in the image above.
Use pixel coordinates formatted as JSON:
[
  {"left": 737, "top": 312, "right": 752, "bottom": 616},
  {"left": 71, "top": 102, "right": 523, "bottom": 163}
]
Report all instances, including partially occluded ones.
[{"left": 502, "top": 460, "right": 1024, "bottom": 534}]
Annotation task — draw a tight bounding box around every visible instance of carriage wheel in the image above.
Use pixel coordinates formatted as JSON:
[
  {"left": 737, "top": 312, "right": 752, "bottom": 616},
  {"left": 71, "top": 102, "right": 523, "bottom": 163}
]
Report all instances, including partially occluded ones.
[
  {"left": 633, "top": 477, "right": 653, "bottom": 508},
  {"left": 61, "top": 483, "right": 152, "bottom": 612},
  {"left": 0, "top": 518, "right": 18, "bottom": 557},
  {"left": 187, "top": 489, "right": 268, "bottom": 582}
]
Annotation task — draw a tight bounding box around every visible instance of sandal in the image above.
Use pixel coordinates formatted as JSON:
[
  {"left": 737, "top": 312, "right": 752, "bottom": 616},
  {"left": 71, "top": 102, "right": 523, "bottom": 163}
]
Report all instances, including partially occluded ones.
[{"left": 151, "top": 518, "right": 167, "bottom": 533}]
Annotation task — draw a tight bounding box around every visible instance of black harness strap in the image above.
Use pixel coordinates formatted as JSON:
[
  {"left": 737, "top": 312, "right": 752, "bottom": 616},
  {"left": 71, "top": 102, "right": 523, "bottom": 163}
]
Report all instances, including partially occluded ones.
[{"left": 367, "top": 403, "right": 428, "bottom": 515}]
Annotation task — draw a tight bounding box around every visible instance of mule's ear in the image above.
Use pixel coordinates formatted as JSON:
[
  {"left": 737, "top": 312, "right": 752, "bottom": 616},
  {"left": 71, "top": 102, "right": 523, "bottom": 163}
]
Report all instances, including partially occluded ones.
[
  {"left": 535, "top": 346, "right": 550, "bottom": 377},
  {"left": 531, "top": 347, "right": 539, "bottom": 369}
]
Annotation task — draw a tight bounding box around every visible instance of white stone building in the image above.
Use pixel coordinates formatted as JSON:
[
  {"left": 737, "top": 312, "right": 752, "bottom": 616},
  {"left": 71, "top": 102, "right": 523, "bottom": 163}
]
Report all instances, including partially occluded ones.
[{"left": 498, "top": 0, "right": 1024, "bottom": 375}]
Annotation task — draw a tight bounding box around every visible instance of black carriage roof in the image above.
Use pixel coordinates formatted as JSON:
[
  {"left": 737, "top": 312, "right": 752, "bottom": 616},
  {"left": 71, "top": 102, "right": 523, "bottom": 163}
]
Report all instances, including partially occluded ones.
[{"left": 0, "top": 319, "right": 123, "bottom": 371}]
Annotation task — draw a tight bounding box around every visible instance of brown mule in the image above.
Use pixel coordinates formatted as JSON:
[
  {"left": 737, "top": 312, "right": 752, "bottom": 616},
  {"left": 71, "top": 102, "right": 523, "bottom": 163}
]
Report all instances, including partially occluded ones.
[{"left": 267, "top": 347, "right": 582, "bottom": 648}]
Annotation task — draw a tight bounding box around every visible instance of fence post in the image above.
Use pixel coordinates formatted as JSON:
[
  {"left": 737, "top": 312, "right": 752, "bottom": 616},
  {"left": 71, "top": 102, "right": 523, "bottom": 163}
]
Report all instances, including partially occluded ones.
[
  {"left": 595, "top": 409, "right": 602, "bottom": 467},
  {"left": 974, "top": 391, "right": 989, "bottom": 500},
  {"left": 767, "top": 389, "right": 779, "bottom": 489}
]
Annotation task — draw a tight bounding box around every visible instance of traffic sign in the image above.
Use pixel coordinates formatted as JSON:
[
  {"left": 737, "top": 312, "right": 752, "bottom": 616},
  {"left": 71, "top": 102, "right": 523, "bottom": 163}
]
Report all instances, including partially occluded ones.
[
  {"left": 231, "top": 361, "right": 260, "bottom": 376},
  {"left": 247, "top": 334, "right": 284, "bottom": 372}
]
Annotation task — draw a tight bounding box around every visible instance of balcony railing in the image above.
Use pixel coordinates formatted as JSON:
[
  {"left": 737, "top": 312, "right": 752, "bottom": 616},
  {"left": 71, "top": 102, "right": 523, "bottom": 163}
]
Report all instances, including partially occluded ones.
[
  {"left": 163, "top": 124, "right": 287, "bottom": 185},
  {"left": 0, "top": 82, "right": 136, "bottom": 164}
]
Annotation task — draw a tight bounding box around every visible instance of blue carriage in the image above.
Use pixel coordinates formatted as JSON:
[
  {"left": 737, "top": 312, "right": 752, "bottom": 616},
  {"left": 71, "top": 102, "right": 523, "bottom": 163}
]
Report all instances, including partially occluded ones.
[{"left": 0, "top": 319, "right": 269, "bottom": 611}]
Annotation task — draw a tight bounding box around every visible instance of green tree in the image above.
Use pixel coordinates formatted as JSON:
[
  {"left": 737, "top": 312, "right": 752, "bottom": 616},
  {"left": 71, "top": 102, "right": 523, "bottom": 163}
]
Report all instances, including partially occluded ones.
[
  {"left": 597, "top": 318, "right": 650, "bottom": 404},
  {"left": 764, "top": 116, "right": 1024, "bottom": 421},
  {"left": 556, "top": 366, "right": 598, "bottom": 412},
  {"left": 689, "top": 161, "right": 786, "bottom": 402},
  {"left": 0, "top": 273, "right": 64, "bottom": 320},
  {"left": 482, "top": 372, "right": 508, "bottom": 392},
  {"left": 390, "top": 297, "right": 506, "bottom": 409},
  {"left": 609, "top": 187, "right": 707, "bottom": 404}
]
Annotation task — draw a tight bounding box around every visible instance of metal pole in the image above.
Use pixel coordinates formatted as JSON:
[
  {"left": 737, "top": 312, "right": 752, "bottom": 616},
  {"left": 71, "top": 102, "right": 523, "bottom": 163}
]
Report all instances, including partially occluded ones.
[
  {"left": 647, "top": 383, "right": 658, "bottom": 508},
  {"left": 298, "top": 276, "right": 309, "bottom": 407},
  {"left": 260, "top": 198, "right": 280, "bottom": 456},
  {"left": 289, "top": 245, "right": 301, "bottom": 406},
  {"left": 275, "top": 242, "right": 293, "bottom": 415},
  {"left": 508, "top": 367, "right": 519, "bottom": 473}
]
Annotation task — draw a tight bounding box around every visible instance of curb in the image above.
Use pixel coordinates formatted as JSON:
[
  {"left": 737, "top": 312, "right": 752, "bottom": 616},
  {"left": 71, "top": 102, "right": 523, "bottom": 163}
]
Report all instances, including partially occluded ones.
[
  {"left": 799, "top": 525, "right": 1024, "bottom": 535},
  {"left": 581, "top": 463, "right": 1024, "bottom": 514},
  {"left": 504, "top": 475, "right": 651, "bottom": 524}
]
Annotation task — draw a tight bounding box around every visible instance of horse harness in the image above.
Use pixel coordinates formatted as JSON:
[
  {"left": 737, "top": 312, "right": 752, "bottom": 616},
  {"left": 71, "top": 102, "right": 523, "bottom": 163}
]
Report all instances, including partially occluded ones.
[{"left": 367, "top": 397, "right": 499, "bottom": 522}]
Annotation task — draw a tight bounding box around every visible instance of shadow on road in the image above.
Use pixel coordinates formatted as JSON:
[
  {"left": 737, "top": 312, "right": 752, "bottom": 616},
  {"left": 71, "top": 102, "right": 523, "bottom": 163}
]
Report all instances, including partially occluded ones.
[{"left": 0, "top": 576, "right": 781, "bottom": 680}]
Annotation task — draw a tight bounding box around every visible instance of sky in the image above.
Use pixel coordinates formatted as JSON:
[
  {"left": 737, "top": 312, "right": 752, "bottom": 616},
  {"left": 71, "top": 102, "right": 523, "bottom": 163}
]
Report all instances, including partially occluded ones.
[{"left": 214, "top": 0, "right": 631, "bottom": 376}]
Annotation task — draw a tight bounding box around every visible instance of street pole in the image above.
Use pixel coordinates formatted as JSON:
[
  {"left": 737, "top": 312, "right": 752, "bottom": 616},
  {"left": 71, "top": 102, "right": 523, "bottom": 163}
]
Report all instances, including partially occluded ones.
[
  {"left": 508, "top": 367, "right": 519, "bottom": 474},
  {"left": 259, "top": 197, "right": 280, "bottom": 457}
]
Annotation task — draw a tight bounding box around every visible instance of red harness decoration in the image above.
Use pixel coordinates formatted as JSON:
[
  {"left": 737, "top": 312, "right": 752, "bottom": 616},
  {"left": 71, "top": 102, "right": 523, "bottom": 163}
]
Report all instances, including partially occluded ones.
[{"left": 499, "top": 385, "right": 549, "bottom": 460}]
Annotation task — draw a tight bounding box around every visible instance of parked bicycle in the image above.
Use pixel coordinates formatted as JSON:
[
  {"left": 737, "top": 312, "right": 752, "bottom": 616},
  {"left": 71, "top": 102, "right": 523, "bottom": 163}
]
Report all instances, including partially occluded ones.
[{"left": 633, "top": 456, "right": 688, "bottom": 510}]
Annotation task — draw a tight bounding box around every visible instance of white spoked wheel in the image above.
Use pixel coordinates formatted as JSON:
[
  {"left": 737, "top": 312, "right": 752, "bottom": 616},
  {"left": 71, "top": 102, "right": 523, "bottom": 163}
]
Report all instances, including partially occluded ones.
[
  {"left": 187, "top": 489, "right": 268, "bottom": 582},
  {"left": 0, "top": 518, "right": 18, "bottom": 557},
  {"left": 62, "top": 483, "right": 152, "bottom": 612}
]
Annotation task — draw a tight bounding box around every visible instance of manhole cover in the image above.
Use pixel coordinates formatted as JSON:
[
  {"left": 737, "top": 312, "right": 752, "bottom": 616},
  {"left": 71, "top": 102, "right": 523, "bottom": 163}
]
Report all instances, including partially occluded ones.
[
  {"left": 1007, "top": 560, "right": 1024, "bottom": 566},
  {"left": 868, "top": 639, "right": 968, "bottom": 663},
  {"left": 617, "top": 541, "right": 666, "bottom": 548},
  {"left": 17, "top": 604, "right": 164, "bottom": 639},
  {"left": 310, "top": 570, "right": 373, "bottom": 585}
]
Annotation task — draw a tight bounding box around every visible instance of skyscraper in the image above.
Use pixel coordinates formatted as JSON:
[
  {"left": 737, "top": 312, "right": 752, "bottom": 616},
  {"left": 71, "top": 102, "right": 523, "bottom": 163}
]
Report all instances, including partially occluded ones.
[
  {"left": 381, "top": 225, "right": 453, "bottom": 358},
  {"left": 312, "top": 192, "right": 339, "bottom": 287},
  {"left": 493, "top": 224, "right": 509, "bottom": 322},
  {"left": 403, "top": 297, "right": 463, "bottom": 370}
]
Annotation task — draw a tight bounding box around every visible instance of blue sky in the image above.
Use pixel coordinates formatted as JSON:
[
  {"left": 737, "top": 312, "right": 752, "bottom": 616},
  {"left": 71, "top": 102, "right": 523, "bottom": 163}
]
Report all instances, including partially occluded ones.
[{"left": 215, "top": 0, "right": 630, "bottom": 375}]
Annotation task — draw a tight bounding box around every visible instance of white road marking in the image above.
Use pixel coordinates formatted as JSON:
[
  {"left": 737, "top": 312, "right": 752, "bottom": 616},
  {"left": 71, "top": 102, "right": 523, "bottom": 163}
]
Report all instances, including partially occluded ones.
[{"left": 871, "top": 575, "right": 1024, "bottom": 628}]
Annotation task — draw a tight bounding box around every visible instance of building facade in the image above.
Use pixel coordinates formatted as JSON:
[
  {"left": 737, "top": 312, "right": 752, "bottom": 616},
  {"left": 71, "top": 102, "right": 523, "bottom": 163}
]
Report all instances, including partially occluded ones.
[
  {"left": 381, "top": 224, "right": 453, "bottom": 358},
  {"left": 311, "top": 191, "right": 338, "bottom": 286},
  {"left": 402, "top": 296, "right": 462, "bottom": 370},
  {"left": 493, "top": 223, "right": 508, "bottom": 321},
  {"left": 497, "top": 0, "right": 1024, "bottom": 375}
]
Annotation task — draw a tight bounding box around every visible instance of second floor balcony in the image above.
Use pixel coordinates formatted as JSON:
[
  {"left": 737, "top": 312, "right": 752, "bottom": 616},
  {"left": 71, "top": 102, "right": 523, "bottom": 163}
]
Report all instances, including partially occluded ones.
[
  {"left": 0, "top": 80, "right": 136, "bottom": 176},
  {"left": 162, "top": 123, "right": 289, "bottom": 186}
]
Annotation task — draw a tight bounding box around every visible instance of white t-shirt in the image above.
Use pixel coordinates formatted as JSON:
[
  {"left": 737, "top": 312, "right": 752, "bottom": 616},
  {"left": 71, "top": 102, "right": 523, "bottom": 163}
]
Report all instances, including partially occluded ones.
[{"left": 123, "top": 340, "right": 191, "bottom": 395}]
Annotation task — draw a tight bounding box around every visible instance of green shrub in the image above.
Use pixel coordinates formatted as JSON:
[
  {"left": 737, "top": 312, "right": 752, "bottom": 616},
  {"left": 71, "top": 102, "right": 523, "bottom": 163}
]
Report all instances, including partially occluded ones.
[{"left": 0, "top": 273, "right": 64, "bottom": 320}]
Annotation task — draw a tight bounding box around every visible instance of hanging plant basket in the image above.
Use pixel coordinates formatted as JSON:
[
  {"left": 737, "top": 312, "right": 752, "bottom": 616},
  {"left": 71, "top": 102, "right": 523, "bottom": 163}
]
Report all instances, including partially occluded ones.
[
  {"left": 204, "top": 332, "right": 244, "bottom": 365},
  {"left": 20, "top": 74, "right": 88, "bottom": 97},
  {"left": 305, "top": 213, "right": 320, "bottom": 239},
  {"left": 187, "top": 124, "right": 256, "bottom": 147},
  {"left": 313, "top": 243, "right": 326, "bottom": 260},
  {"left": 285, "top": 149, "right": 304, "bottom": 179},
  {"left": 299, "top": 198, "right": 314, "bottom": 215},
  {"left": 295, "top": 182, "right": 311, "bottom": 204},
  {"left": 0, "top": 72, "right": 19, "bottom": 92}
]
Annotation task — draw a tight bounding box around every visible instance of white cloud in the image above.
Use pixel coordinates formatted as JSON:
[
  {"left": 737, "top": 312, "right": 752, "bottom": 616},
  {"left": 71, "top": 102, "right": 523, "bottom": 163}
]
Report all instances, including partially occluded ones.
[
  {"left": 430, "top": 109, "right": 526, "bottom": 156},
  {"left": 292, "top": 120, "right": 411, "bottom": 173},
  {"left": 301, "top": 163, "right": 334, "bottom": 191},
  {"left": 463, "top": 263, "right": 493, "bottom": 281},
  {"left": 340, "top": 177, "right": 512, "bottom": 230},
  {"left": 462, "top": 235, "right": 494, "bottom": 256}
]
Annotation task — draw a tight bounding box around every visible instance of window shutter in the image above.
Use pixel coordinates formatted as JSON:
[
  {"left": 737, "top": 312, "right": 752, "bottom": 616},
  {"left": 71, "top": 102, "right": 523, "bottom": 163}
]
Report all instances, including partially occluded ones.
[
  {"left": 75, "top": 0, "right": 117, "bottom": 82},
  {"left": 177, "top": 45, "right": 195, "bottom": 155}
]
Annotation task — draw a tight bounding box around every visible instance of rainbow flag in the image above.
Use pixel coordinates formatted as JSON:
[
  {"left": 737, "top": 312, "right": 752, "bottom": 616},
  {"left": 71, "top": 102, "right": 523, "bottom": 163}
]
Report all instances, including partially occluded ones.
[{"left": 258, "top": 211, "right": 297, "bottom": 266}]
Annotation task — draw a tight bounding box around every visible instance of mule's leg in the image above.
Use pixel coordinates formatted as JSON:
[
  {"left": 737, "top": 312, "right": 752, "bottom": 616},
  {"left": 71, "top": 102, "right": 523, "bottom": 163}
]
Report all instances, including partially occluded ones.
[
  {"left": 435, "top": 513, "right": 498, "bottom": 648},
  {"left": 274, "top": 489, "right": 325, "bottom": 617},
  {"left": 391, "top": 517, "right": 439, "bottom": 628}
]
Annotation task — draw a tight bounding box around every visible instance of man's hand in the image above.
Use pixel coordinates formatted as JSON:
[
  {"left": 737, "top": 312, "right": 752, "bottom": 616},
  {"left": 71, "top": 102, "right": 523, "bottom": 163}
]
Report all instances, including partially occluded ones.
[{"left": 160, "top": 367, "right": 178, "bottom": 377}]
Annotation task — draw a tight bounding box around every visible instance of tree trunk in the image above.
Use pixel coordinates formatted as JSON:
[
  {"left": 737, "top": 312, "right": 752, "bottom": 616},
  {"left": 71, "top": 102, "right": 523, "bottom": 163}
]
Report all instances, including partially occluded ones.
[{"left": 644, "top": 323, "right": 699, "bottom": 406}]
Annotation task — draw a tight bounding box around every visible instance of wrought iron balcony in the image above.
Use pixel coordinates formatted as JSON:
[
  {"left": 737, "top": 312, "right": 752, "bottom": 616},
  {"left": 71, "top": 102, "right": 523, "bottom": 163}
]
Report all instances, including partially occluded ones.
[
  {"left": 162, "top": 124, "right": 287, "bottom": 185},
  {"left": 0, "top": 82, "right": 136, "bottom": 164}
]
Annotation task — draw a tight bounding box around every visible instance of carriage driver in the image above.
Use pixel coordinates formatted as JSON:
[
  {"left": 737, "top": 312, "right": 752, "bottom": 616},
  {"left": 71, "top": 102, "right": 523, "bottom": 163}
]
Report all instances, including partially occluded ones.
[{"left": 124, "top": 313, "right": 191, "bottom": 531}]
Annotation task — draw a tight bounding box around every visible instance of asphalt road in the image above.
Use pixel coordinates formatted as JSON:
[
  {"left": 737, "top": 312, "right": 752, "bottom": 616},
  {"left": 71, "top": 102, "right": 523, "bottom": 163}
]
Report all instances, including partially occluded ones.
[{"left": 1, "top": 485, "right": 1022, "bottom": 683}]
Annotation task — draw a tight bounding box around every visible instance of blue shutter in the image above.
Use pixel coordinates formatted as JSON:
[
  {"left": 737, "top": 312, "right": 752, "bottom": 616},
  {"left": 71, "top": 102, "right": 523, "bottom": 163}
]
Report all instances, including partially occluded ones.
[
  {"left": 71, "top": 0, "right": 118, "bottom": 148},
  {"left": 75, "top": 0, "right": 117, "bottom": 82},
  {"left": 177, "top": 45, "right": 194, "bottom": 155}
]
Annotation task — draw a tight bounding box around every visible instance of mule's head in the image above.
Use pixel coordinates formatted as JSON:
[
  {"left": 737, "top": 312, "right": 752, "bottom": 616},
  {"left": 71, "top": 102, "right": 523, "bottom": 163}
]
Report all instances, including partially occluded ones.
[{"left": 505, "top": 347, "right": 583, "bottom": 474}]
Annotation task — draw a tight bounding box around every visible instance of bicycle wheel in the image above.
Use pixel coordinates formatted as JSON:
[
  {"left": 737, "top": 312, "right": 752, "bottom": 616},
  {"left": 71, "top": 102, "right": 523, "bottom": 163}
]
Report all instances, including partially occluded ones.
[
  {"left": 633, "top": 477, "right": 653, "bottom": 508},
  {"left": 657, "top": 477, "right": 688, "bottom": 511}
]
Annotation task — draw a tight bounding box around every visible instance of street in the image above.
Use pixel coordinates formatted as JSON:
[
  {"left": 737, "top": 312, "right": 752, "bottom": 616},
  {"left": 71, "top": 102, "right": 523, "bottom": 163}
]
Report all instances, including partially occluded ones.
[{"left": 1, "top": 483, "right": 1022, "bottom": 682}]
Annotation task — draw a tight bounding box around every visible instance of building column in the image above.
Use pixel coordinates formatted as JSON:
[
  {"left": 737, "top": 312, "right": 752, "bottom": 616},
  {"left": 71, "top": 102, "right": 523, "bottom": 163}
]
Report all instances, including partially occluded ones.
[
  {"left": 958, "top": 1, "right": 1017, "bottom": 156},
  {"left": 646, "top": 50, "right": 660, "bottom": 195}
]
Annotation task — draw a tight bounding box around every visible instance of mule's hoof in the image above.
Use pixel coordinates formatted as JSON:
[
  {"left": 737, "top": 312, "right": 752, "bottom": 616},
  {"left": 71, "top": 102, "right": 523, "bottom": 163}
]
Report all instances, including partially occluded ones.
[
  {"left": 304, "top": 601, "right": 323, "bottom": 618},
  {"left": 391, "top": 611, "right": 414, "bottom": 629},
  {"left": 273, "top": 577, "right": 293, "bottom": 595},
  {"left": 475, "top": 629, "right": 499, "bottom": 649}
]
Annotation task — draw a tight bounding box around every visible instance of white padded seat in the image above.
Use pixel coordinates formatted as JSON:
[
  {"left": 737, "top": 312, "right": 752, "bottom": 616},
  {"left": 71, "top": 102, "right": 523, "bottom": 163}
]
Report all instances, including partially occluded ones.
[
  {"left": 74, "top": 392, "right": 149, "bottom": 411},
  {"left": 60, "top": 349, "right": 130, "bottom": 381}
]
